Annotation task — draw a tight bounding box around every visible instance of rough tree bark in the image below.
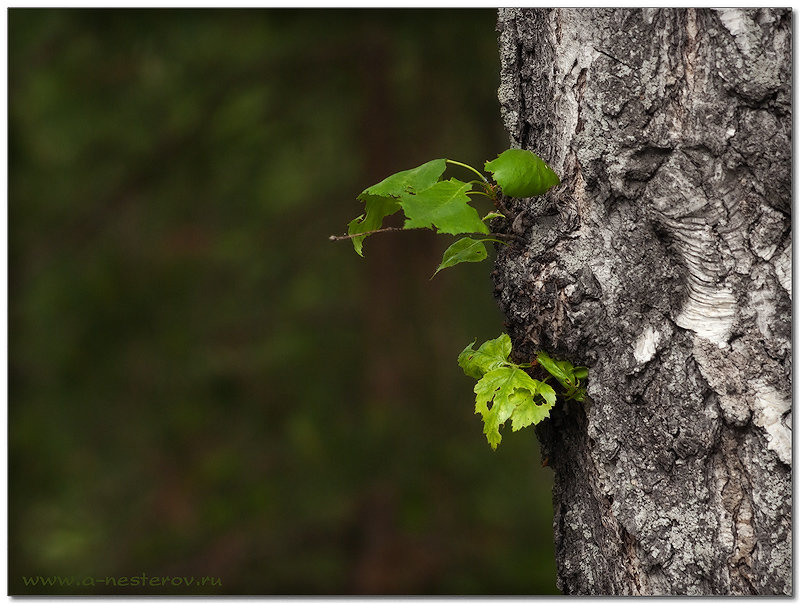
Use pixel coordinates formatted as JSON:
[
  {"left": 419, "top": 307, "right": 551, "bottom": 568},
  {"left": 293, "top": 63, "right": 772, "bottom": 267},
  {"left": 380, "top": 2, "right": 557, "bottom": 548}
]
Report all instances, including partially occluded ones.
[{"left": 493, "top": 9, "right": 791, "bottom": 595}]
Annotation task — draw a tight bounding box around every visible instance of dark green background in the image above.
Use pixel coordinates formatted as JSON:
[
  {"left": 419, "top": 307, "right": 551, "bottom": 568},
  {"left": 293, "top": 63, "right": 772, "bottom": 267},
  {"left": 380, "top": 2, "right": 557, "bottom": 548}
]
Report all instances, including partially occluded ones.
[{"left": 9, "top": 9, "right": 557, "bottom": 595}]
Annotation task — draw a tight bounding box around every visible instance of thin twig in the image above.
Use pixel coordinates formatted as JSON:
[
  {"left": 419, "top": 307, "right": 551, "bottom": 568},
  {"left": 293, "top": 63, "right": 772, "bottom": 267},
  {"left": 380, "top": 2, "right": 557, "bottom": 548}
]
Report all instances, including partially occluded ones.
[{"left": 329, "top": 226, "right": 517, "bottom": 242}]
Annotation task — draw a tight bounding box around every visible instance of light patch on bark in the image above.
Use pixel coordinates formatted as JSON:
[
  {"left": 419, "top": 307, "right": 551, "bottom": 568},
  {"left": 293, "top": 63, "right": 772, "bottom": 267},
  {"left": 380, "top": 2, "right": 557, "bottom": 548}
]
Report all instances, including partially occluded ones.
[
  {"left": 549, "top": 18, "right": 597, "bottom": 175},
  {"left": 675, "top": 280, "right": 736, "bottom": 347},
  {"left": 633, "top": 326, "right": 660, "bottom": 365},
  {"left": 748, "top": 278, "right": 780, "bottom": 343},
  {"left": 773, "top": 241, "right": 791, "bottom": 298},
  {"left": 496, "top": 17, "right": 520, "bottom": 137},
  {"left": 647, "top": 166, "right": 738, "bottom": 347},
  {"left": 751, "top": 381, "right": 791, "bottom": 466},
  {"left": 716, "top": 9, "right": 751, "bottom": 52}
]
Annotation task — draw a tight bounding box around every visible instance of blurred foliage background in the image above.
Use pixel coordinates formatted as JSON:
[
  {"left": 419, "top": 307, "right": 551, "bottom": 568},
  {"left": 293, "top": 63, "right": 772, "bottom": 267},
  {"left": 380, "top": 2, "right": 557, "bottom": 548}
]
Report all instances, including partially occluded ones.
[{"left": 9, "top": 9, "right": 557, "bottom": 595}]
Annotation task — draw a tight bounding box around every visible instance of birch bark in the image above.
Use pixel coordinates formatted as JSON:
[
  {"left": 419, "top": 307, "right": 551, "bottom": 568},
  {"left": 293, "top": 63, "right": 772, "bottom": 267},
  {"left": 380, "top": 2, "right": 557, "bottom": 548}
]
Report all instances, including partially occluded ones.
[{"left": 494, "top": 8, "right": 791, "bottom": 595}]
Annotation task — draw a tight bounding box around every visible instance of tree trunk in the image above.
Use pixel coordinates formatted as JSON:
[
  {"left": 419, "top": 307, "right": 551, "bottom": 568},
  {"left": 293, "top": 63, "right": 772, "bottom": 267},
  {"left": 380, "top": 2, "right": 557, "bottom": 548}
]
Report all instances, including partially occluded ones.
[{"left": 494, "top": 8, "right": 791, "bottom": 595}]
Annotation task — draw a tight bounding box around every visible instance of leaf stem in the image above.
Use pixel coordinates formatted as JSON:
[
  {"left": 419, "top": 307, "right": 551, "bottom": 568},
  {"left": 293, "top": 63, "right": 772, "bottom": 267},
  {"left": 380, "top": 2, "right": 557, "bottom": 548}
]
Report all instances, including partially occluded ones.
[
  {"left": 329, "top": 227, "right": 516, "bottom": 242},
  {"left": 446, "top": 159, "right": 489, "bottom": 184}
]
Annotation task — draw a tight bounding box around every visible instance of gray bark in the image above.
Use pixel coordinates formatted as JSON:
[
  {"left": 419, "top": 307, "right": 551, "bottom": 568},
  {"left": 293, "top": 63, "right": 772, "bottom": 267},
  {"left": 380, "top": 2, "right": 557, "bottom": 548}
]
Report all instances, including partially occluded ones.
[{"left": 494, "top": 8, "right": 791, "bottom": 595}]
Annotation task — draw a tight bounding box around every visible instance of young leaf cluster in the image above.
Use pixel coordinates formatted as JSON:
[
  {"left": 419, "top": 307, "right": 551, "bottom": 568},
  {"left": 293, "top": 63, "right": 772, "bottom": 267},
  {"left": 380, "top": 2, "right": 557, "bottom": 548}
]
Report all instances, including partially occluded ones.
[
  {"left": 459, "top": 334, "right": 588, "bottom": 450},
  {"left": 536, "top": 351, "right": 588, "bottom": 402},
  {"left": 337, "top": 149, "right": 559, "bottom": 277},
  {"left": 458, "top": 334, "right": 556, "bottom": 450},
  {"left": 335, "top": 148, "right": 588, "bottom": 450}
]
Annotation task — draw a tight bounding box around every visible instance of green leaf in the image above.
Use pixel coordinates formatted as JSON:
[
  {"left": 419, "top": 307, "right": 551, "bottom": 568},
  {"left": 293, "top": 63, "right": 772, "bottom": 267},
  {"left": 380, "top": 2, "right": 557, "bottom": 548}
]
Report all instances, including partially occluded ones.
[
  {"left": 536, "top": 381, "right": 557, "bottom": 407},
  {"left": 399, "top": 179, "right": 489, "bottom": 236},
  {"left": 510, "top": 389, "right": 554, "bottom": 431},
  {"left": 573, "top": 367, "right": 589, "bottom": 380},
  {"left": 347, "top": 194, "right": 401, "bottom": 256},
  {"left": 460, "top": 335, "right": 569, "bottom": 448},
  {"left": 458, "top": 333, "right": 512, "bottom": 379},
  {"left": 536, "top": 350, "right": 571, "bottom": 385},
  {"left": 360, "top": 159, "right": 446, "bottom": 199},
  {"left": 347, "top": 159, "right": 447, "bottom": 256},
  {"left": 482, "top": 211, "right": 505, "bottom": 221},
  {"left": 484, "top": 149, "right": 559, "bottom": 198},
  {"left": 557, "top": 360, "right": 573, "bottom": 374},
  {"left": 432, "top": 237, "right": 492, "bottom": 278},
  {"left": 473, "top": 366, "right": 543, "bottom": 450}
]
